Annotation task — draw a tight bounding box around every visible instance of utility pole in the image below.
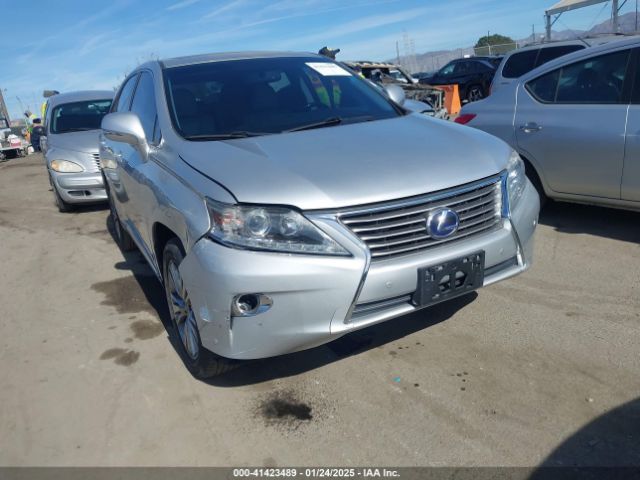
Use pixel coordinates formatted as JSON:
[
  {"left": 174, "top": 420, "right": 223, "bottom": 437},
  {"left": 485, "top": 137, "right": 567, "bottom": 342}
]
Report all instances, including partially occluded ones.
[
  {"left": 0, "top": 88, "right": 9, "bottom": 122},
  {"left": 613, "top": 0, "right": 619, "bottom": 33},
  {"left": 15, "top": 96, "right": 30, "bottom": 127},
  {"left": 395, "top": 41, "right": 400, "bottom": 65},
  {"left": 636, "top": 0, "right": 638, "bottom": 32},
  {"left": 532, "top": 24, "right": 535, "bottom": 43},
  {"left": 487, "top": 30, "right": 491, "bottom": 55}
]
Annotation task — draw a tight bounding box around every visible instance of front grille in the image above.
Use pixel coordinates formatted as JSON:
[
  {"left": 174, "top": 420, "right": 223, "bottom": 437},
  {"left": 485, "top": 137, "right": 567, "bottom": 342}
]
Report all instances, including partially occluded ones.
[
  {"left": 340, "top": 176, "right": 503, "bottom": 260},
  {"left": 91, "top": 152, "right": 100, "bottom": 171}
]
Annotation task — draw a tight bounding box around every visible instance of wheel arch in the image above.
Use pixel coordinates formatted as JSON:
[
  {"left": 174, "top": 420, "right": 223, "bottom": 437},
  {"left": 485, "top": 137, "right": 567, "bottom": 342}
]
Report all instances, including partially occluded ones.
[{"left": 152, "top": 222, "right": 186, "bottom": 281}]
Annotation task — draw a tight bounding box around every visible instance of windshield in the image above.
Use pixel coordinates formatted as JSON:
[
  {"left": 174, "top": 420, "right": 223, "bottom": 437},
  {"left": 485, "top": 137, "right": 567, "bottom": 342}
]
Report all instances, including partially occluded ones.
[
  {"left": 50, "top": 99, "right": 112, "bottom": 134},
  {"left": 163, "top": 57, "right": 401, "bottom": 139}
]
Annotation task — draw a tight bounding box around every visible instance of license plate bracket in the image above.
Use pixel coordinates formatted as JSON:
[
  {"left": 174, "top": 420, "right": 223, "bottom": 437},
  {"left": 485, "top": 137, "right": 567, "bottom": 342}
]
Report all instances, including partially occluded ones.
[{"left": 412, "top": 251, "right": 485, "bottom": 307}]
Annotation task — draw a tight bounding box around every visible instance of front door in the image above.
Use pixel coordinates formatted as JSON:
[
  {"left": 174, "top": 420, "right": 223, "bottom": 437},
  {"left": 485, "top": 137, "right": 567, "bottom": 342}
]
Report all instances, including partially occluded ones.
[
  {"left": 514, "top": 48, "right": 632, "bottom": 199},
  {"left": 622, "top": 60, "right": 640, "bottom": 202}
]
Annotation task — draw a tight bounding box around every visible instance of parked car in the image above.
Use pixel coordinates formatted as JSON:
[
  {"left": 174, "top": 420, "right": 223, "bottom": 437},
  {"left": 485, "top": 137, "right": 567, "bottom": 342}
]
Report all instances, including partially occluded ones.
[
  {"left": 43, "top": 91, "right": 114, "bottom": 212},
  {"left": 491, "top": 41, "right": 585, "bottom": 94},
  {"left": 457, "top": 37, "right": 640, "bottom": 210},
  {"left": 419, "top": 57, "right": 501, "bottom": 102},
  {"left": 413, "top": 71, "right": 435, "bottom": 81},
  {"left": 101, "top": 52, "right": 539, "bottom": 378}
]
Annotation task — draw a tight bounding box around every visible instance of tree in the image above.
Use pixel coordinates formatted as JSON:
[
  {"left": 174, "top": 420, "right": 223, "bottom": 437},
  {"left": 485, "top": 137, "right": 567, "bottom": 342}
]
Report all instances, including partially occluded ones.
[{"left": 474, "top": 34, "right": 516, "bottom": 55}]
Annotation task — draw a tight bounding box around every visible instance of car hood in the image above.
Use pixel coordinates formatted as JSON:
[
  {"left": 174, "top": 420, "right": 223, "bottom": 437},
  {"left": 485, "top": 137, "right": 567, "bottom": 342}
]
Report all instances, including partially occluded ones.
[
  {"left": 180, "top": 114, "right": 511, "bottom": 210},
  {"left": 49, "top": 130, "right": 101, "bottom": 154}
]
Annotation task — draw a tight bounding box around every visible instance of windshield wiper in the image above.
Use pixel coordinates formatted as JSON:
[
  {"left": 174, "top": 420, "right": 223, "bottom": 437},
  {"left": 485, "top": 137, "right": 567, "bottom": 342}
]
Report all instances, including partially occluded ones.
[
  {"left": 59, "top": 128, "right": 95, "bottom": 133},
  {"left": 286, "top": 117, "right": 343, "bottom": 132},
  {"left": 183, "top": 131, "right": 267, "bottom": 141}
]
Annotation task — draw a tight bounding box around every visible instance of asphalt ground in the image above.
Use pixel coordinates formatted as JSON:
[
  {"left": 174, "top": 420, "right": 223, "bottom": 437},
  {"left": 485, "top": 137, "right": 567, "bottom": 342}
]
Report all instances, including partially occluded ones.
[{"left": 0, "top": 153, "right": 638, "bottom": 467}]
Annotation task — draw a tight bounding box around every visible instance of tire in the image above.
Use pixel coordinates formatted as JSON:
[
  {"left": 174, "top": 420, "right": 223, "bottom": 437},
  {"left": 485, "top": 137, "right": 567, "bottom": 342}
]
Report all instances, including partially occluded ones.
[
  {"left": 108, "top": 192, "right": 136, "bottom": 251},
  {"left": 52, "top": 184, "right": 74, "bottom": 213},
  {"left": 466, "top": 84, "right": 484, "bottom": 103},
  {"left": 162, "top": 239, "right": 236, "bottom": 379}
]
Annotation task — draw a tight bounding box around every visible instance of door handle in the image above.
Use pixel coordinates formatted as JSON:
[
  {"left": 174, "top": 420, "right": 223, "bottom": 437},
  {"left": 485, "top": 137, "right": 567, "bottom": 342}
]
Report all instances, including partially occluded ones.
[{"left": 519, "top": 122, "right": 542, "bottom": 133}]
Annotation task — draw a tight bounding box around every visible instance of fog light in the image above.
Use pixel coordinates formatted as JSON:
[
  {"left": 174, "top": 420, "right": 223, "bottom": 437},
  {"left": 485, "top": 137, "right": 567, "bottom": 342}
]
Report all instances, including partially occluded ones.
[{"left": 231, "top": 293, "right": 273, "bottom": 317}]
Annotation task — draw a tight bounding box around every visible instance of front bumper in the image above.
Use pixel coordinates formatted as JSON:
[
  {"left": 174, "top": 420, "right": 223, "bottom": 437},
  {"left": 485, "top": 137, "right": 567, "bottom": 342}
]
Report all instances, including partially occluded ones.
[
  {"left": 179, "top": 181, "right": 539, "bottom": 360},
  {"left": 50, "top": 170, "right": 107, "bottom": 204}
]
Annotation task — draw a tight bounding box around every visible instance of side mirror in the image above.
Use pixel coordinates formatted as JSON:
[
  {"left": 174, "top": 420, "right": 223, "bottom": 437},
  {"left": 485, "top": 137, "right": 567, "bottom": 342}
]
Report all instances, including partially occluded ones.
[
  {"left": 384, "top": 84, "right": 406, "bottom": 106},
  {"left": 102, "top": 112, "right": 147, "bottom": 149}
]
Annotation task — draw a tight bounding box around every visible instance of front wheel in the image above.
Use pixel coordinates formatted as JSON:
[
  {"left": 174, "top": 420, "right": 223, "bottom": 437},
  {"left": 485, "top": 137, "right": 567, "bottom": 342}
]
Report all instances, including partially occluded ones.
[
  {"left": 466, "top": 85, "right": 484, "bottom": 102},
  {"left": 162, "top": 239, "right": 236, "bottom": 379},
  {"left": 52, "top": 182, "right": 74, "bottom": 213}
]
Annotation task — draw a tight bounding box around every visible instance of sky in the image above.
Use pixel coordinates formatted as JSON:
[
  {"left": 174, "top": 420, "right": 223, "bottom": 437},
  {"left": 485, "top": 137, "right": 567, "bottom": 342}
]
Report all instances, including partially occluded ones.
[{"left": 0, "top": 0, "right": 635, "bottom": 119}]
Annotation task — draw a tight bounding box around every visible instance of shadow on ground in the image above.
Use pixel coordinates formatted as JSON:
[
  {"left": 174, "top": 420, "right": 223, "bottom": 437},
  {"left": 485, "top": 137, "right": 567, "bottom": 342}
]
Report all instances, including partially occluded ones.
[
  {"left": 539, "top": 201, "right": 640, "bottom": 244},
  {"left": 105, "top": 213, "right": 477, "bottom": 386},
  {"left": 70, "top": 203, "right": 110, "bottom": 214},
  {"left": 529, "top": 397, "right": 640, "bottom": 478},
  {"left": 106, "top": 214, "right": 171, "bottom": 325}
]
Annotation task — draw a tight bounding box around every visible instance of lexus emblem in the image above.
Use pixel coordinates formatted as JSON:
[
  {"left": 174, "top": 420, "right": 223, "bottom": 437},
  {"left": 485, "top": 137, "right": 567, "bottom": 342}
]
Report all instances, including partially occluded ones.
[{"left": 426, "top": 208, "right": 460, "bottom": 239}]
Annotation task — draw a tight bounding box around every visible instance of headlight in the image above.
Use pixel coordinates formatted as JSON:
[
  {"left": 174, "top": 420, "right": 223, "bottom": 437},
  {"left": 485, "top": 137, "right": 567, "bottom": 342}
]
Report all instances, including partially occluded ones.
[
  {"left": 506, "top": 150, "right": 526, "bottom": 211},
  {"left": 50, "top": 159, "right": 84, "bottom": 173},
  {"left": 206, "top": 199, "right": 350, "bottom": 256}
]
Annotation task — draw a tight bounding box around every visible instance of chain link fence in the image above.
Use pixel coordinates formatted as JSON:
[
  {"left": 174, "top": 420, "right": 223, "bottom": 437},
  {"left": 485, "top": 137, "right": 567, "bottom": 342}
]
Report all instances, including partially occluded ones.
[
  {"left": 473, "top": 41, "right": 522, "bottom": 56},
  {"left": 399, "top": 40, "right": 536, "bottom": 74}
]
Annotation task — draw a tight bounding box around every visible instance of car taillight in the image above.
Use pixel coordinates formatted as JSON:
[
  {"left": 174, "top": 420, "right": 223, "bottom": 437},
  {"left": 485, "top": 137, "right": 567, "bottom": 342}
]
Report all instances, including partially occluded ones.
[{"left": 454, "top": 113, "right": 476, "bottom": 125}]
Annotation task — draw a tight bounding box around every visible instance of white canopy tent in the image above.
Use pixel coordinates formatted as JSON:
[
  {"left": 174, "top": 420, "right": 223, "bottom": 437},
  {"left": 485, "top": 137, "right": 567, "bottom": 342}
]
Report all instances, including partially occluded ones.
[{"left": 545, "top": 0, "right": 622, "bottom": 40}]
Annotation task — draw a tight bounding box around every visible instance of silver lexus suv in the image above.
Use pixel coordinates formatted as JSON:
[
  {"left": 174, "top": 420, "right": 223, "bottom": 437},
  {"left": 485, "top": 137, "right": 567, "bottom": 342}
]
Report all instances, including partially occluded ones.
[{"left": 101, "top": 52, "right": 539, "bottom": 378}]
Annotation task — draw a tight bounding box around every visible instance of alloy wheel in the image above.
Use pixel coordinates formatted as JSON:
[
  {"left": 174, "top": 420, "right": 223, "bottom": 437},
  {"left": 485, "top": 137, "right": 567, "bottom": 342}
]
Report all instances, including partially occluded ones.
[
  {"left": 468, "top": 87, "right": 484, "bottom": 102},
  {"left": 166, "top": 260, "right": 200, "bottom": 360}
]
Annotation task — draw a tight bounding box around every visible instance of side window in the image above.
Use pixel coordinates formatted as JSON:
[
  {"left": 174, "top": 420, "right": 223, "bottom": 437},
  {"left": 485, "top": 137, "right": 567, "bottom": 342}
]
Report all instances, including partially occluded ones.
[
  {"left": 535, "top": 45, "right": 584, "bottom": 68},
  {"left": 527, "top": 49, "right": 630, "bottom": 104},
  {"left": 129, "top": 71, "right": 158, "bottom": 142},
  {"left": 555, "top": 50, "right": 629, "bottom": 103},
  {"left": 113, "top": 74, "right": 139, "bottom": 112},
  {"left": 466, "top": 62, "right": 479, "bottom": 73},
  {"left": 526, "top": 70, "right": 560, "bottom": 102},
  {"left": 631, "top": 50, "right": 640, "bottom": 103},
  {"left": 502, "top": 50, "right": 538, "bottom": 78},
  {"left": 454, "top": 62, "right": 469, "bottom": 75},
  {"left": 473, "top": 61, "right": 490, "bottom": 73},
  {"left": 439, "top": 63, "right": 455, "bottom": 77}
]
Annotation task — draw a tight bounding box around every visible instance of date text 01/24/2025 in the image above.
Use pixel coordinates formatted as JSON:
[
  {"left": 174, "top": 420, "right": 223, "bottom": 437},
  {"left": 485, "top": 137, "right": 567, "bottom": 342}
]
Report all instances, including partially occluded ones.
[{"left": 232, "top": 468, "right": 400, "bottom": 478}]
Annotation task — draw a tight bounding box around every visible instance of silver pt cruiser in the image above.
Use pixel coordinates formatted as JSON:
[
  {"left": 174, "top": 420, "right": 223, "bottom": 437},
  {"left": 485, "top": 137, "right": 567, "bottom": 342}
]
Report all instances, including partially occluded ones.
[
  {"left": 101, "top": 52, "right": 539, "bottom": 378},
  {"left": 43, "top": 90, "right": 114, "bottom": 211}
]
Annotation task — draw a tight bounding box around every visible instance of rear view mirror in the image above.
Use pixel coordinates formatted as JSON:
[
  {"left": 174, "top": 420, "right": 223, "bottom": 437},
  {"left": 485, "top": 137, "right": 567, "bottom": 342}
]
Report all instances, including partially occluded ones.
[
  {"left": 384, "top": 84, "right": 406, "bottom": 106},
  {"left": 102, "top": 112, "right": 147, "bottom": 148}
]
